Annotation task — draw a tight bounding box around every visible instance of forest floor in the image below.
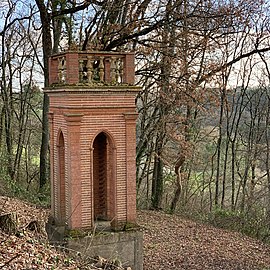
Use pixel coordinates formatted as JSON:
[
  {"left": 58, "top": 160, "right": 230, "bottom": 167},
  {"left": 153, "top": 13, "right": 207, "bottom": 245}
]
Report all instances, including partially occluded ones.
[
  {"left": 0, "top": 195, "right": 270, "bottom": 270},
  {"left": 138, "top": 210, "right": 270, "bottom": 270}
]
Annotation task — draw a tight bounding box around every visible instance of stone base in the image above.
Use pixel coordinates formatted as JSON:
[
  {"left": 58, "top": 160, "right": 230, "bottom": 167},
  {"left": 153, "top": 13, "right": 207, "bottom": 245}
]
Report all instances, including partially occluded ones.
[{"left": 46, "top": 223, "right": 143, "bottom": 270}]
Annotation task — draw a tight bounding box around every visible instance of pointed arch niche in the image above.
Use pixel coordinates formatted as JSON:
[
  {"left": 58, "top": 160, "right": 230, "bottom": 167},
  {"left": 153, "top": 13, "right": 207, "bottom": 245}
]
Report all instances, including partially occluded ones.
[
  {"left": 57, "top": 130, "right": 66, "bottom": 224},
  {"left": 92, "top": 131, "right": 116, "bottom": 223}
]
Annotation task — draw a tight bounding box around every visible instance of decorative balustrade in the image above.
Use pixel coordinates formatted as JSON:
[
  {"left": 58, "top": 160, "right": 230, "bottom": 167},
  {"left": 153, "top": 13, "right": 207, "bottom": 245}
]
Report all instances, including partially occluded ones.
[{"left": 49, "top": 51, "right": 135, "bottom": 86}]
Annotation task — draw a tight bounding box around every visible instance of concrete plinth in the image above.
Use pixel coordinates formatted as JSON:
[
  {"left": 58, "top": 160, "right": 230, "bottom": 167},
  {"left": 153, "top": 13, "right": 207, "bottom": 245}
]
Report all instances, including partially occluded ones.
[
  {"left": 46, "top": 223, "right": 143, "bottom": 270},
  {"left": 69, "top": 230, "right": 143, "bottom": 270}
]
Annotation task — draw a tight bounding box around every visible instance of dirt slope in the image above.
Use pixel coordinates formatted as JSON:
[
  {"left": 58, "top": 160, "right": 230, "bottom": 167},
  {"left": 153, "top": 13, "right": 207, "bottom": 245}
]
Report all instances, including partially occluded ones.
[
  {"left": 138, "top": 210, "right": 270, "bottom": 270},
  {"left": 1, "top": 196, "right": 270, "bottom": 269}
]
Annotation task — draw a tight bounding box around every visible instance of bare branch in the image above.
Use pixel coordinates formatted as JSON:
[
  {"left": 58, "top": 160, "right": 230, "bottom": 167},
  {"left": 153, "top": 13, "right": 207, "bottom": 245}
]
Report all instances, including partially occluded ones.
[{"left": 197, "top": 46, "right": 270, "bottom": 85}]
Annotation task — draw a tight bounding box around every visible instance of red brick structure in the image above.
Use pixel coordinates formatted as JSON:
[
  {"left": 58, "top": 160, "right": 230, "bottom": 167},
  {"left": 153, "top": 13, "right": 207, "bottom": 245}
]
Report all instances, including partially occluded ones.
[{"left": 46, "top": 51, "right": 139, "bottom": 230}]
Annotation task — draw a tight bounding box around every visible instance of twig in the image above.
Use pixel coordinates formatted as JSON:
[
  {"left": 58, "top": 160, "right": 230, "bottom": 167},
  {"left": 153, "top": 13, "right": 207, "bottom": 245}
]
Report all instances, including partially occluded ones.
[{"left": 0, "top": 254, "right": 21, "bottom": 269}]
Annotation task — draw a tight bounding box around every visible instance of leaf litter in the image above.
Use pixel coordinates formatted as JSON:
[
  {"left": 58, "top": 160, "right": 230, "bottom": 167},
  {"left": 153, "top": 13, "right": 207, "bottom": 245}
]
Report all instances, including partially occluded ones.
[
  {"left": 1, "top": 196, "right": 270, "bottom": 269},
  {"left": 138, "top": 210, "right": 270, "bottom": 270}
]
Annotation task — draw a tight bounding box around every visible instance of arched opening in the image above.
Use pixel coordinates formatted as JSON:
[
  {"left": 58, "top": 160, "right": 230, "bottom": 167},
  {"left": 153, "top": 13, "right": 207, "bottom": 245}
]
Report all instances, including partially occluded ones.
[
  {"left": 58, "top": 131, "right": 66, "bottom": 224},
  {"left": 93, "top": 132, "right": 115, "bottom": 222}
]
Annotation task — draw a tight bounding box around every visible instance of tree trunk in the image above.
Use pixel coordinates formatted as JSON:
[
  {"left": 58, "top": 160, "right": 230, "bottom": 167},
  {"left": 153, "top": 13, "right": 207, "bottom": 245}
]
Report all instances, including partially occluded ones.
[
  {"left": 221, "top": 138, "right": 229, "bottom": 208},
  {"left": 215, "top": 88, "right": 225, "bottom": 207},
  {"left": 0, "top": 106, "right": 4, "bottom": 149},
  {"left": 170, "top": 154, "right": 185, "bottom": 213},
  {"left": 0, "top": 212, "right": 17, "bottom": 234},
  {"left": 265, "top": 97, "right": 270, "bottom": 224},
  {"left": 39, "top": 93, "right": 49, "bottom": 190},
  {"left": 231, "top": 140, "right": 236, "bottom": 210},
  {"left": 151, "top": 135, "right": 164, "bottom": 209},
  {"left": 35, "top": 0, "right": 52, "bottom": 191}
]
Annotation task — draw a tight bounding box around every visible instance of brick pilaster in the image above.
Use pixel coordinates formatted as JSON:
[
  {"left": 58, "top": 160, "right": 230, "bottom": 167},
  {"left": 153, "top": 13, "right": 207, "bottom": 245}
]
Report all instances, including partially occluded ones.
[
  {"left": 124, "top": 112, "right": 138, "bottom": 222},
  {"left": 65, "top": 113, "right": 83, "bottom": 228},
  {"left": 65, "top": 52, "right": 79, "bottom": 84},
  {"left": 104, "top": 58, "right": 111, "bottom": 82},
  {"left": 124, "top": 53, "right": 135, "bottom": 84},
  {"left": 48, "top": 112, "right": 56, "bottom": 218},
  {"left": 49, "top": 58, "right": 58, "bottom": 85}
]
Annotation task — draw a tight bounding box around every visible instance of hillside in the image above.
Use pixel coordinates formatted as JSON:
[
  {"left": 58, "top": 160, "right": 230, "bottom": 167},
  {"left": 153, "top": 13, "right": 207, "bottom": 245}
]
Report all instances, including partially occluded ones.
[
  {"left": 138, "top": 211, "right": 270, "bottom": 270},
  {"left": 1, "top": 196, "right": 270, "bottom": 269}
]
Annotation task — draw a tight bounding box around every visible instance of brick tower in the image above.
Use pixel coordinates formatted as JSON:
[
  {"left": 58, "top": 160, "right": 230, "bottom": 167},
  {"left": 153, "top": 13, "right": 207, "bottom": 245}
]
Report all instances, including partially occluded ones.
[{"left": 46, "top": 50, "right": 139, "bottom": 231}]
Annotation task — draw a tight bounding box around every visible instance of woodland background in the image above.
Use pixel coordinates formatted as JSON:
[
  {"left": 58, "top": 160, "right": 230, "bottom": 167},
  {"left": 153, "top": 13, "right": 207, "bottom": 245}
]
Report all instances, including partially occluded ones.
[{"left": 1, "top": 0, "right": 270, "bottom": 242}]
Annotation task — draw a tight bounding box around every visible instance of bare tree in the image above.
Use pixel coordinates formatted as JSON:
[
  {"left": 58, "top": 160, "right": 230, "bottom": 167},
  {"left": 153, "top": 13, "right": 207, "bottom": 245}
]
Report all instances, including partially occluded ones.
[{"left": 0, "top": 1, "right": 42, "bottom": 190}]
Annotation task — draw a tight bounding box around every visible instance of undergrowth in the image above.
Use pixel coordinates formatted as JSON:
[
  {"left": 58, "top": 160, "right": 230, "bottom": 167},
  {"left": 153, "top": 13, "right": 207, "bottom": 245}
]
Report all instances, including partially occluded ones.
[
  {"left": 208, "top": 208, "right": 270, "bottom": 243},
  {"left": 186, "top": 207, "right": 270, "bottom": 244},
  {"left": 1, "top": 175, "right": 51, "bottom": 207}
]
